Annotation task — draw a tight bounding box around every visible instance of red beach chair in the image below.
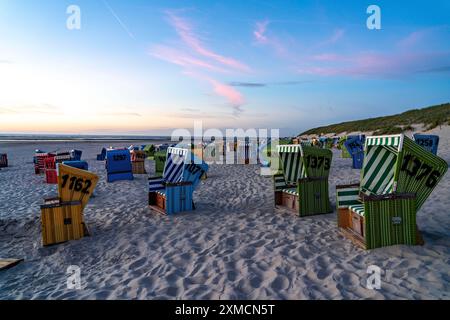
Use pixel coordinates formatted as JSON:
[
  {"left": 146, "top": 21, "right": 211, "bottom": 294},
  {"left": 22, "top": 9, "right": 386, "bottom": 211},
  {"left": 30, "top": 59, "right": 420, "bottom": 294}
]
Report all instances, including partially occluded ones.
[{"left": 44, "top": 156, "right": 58, "bottom": 184}]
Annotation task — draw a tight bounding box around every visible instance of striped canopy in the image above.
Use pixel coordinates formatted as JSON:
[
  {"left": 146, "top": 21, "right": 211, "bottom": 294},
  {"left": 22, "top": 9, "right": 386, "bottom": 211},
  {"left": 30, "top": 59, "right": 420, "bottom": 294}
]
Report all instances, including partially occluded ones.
[
  {"left": 277, "top": 144, "right": 332, "bottom": 185},
  {"left": 361, "top": 134, "right": 448, "bottom": 210},
  {"left": 163, "top": 147, "right": 209, "bottom": 187},
  {"left": 184, "top": 153, "right": 209, "bottom": 189},
  {"left": 163, "top": 147, "right": 189, "bottom": 183}
]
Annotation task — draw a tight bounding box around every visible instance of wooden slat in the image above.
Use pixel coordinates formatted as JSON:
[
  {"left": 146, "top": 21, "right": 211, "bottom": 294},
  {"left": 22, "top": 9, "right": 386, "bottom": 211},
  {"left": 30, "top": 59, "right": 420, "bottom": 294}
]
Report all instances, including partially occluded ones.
[{"left": 339, "top": 228, "right": 367, "bottom": 250}]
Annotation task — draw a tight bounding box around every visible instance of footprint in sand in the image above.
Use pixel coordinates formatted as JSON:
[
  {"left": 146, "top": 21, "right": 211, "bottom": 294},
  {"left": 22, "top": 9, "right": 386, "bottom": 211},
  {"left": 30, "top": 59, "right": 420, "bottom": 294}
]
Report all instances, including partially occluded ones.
[
  {"left": 270, "top": 275, "right": 290, "bottom": 291},
  {"left": 128, "top": 257, "right": 148, "bottom": 270}
]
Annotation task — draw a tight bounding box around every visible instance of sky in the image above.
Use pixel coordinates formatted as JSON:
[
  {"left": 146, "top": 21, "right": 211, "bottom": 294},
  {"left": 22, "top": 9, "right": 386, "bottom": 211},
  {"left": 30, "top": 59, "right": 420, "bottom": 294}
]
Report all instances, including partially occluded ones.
[{"left": 0, "top": 0, "right": 449, "bottom": 136}]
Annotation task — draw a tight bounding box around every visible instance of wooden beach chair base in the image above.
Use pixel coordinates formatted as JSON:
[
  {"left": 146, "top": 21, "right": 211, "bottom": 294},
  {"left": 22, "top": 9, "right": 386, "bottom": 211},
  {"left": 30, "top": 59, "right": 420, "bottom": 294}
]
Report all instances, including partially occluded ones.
[
  {"left": 0, "top": 258, "right": 23, "bottom": 271},
  {"left": 41, "top": 199, "right": 86, "bottom": 246},
  {"left": 339, "top": 227, "right": 367, "bottom": 250},
  {"left": 132, "top": 161, "right": 147, "bottom": 174},
  {"left": 338, "top": 197, "right": 425, "bottom": 250},
  {"left": 148, "top": 183, "right": 195, "bottom": 215},
  {"left": 274, "top": 177, "right": 332, "bottom": 217}
]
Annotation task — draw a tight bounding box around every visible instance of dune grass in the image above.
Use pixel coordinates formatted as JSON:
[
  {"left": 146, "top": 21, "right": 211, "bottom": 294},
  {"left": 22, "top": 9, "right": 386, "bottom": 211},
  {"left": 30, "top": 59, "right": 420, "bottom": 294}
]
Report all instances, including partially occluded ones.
[{"left": 301, "top": 103, "right": 450, "bottom": 136}]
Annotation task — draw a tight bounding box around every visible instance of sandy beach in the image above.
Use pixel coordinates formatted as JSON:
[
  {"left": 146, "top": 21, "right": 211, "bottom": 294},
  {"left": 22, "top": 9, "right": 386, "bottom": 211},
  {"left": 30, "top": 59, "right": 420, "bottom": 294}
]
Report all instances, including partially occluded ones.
[{"left": 0, "top": 132, "right": 449, "bottom": 300}]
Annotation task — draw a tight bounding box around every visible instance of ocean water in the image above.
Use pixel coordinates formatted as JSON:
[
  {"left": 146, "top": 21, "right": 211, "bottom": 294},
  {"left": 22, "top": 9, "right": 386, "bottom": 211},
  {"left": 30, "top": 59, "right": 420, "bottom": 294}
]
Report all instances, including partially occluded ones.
[{"left": 0, "top": 134, "right": 172, "bottom": 142}]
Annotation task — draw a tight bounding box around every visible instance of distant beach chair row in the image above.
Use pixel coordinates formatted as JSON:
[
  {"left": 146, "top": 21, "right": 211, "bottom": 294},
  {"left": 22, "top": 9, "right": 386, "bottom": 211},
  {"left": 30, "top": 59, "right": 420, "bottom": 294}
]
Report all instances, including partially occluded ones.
[
  {"left": 33, "top": 150, "right": 84, "bottom": 184},
  {"left": 0, "top": 153, "right": 8, "bottom": 168},
  {"left": 30, "top": 132, "right": 446, "bottom": 250},
  {"left": 339, "top": 133, "right": 439, "bottom": 170}
]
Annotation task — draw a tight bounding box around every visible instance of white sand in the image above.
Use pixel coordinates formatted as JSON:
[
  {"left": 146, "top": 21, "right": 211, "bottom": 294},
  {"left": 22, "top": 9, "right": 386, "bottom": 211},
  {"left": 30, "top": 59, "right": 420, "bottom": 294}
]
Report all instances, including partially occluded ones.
[{"left": 0, "top": 133, "right": 449, "bottom": 300}]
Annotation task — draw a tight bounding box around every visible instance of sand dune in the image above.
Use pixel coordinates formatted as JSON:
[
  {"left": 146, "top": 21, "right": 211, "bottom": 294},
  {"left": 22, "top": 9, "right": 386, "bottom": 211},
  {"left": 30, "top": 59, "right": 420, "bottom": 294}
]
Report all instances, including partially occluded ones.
[{"left": 0, "top": 136, "right": 449, "bottom": 299}]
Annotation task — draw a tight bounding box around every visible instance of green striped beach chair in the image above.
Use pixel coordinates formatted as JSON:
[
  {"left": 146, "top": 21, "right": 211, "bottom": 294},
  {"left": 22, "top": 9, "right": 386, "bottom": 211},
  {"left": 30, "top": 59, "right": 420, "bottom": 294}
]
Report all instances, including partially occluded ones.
[
  {"left": 274, "top": 143, "right": 332, "bottom": 216},
  {"left": 336, "top": 134, "right": 448, "bottom": 249},
  {"left": 154, "top": 151, "right": 167, "bottom": 177}
]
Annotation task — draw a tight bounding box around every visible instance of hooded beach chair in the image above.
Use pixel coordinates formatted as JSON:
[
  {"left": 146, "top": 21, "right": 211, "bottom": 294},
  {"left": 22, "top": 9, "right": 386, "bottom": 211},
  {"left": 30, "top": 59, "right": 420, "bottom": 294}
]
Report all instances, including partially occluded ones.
[
  {"left": 40, "top": 164, "right": 98, "bottom": 246},
  {"left": 336, "top": 134, "right": 448, "bottom": 249},
  {"left": 344, "top": 135, "right": 366, "bottom": 169},
  {"left": 0, "top": 153, "right": 7, "bottom": 168},
  {"left": 143, "top": 144, "right": 155, "bottom": 157},
  {"left": 413, "top": 134, "right": 439, "bottom": 155},
  {"left": 106, "top": 149, "right": 133, "bottom": 182},
  {"left": 274, "top": 143, "right": 332, "bottom": 216},
  {"left": 63, "top": 160, "right": 89, "bottom": 171},
  {"left": 148, "top": 147, "right": 209, "bottom": 215},
  {"left": 130, "top": 150, "right": 147, "bottom": 174},
  {"left": 55, "top": 151, "right": 72, "bottom": 163},
  {"left": 236, "top": 140, "right": 258, "bottom": 165},
  {"left": 44, "top": 156, "right": 58, "bottom": 184},
  {"left": 35, "top": 152, "right": 54, "bottom": 174},
  {"left": 96, "top": 148, "right": 107, "bottom": 161},
  {"left": 70, "top": 150, "right": 82, "bottom": 161}
]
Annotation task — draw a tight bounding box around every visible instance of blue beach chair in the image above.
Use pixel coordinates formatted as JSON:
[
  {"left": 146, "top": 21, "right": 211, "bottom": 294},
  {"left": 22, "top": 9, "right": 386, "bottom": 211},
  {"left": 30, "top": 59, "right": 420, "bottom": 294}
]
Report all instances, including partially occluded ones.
[
  {"left": 413, "top": 134, "right": 439, "bottom": 155},
  {"left": 63, "top": 160, "right": 89, "bottom": 171},
  {"left": 344, "top": 135, "right": 366, "bottom": 169},
  {"left": 106, "top": 149, "right": 133, "bottom": 182},
  {"left": 96, "top": 148, "right": 107, "bottom": 161},
  {"left": 70, "top": 150, "right": 83, "bottom": 161},
  {"left": 148, "top": 147, "right": 209, "bottom": 215}
]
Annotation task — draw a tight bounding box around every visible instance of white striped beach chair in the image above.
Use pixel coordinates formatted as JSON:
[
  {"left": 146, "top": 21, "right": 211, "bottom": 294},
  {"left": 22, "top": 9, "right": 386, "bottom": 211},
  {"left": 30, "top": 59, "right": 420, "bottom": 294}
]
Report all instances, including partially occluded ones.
[
  {"left": 148, "top": 147, "right": 209, "bottom": 215},
  {"left": 336, "top": 134, "right": 448, "bottom": 249}
]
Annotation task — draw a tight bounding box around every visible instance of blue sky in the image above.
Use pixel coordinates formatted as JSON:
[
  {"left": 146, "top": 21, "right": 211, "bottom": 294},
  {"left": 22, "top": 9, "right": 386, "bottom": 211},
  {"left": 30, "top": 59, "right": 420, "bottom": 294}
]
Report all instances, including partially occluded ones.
[{"left": 0, "top": 0, "right": 449, "bottom": 135}]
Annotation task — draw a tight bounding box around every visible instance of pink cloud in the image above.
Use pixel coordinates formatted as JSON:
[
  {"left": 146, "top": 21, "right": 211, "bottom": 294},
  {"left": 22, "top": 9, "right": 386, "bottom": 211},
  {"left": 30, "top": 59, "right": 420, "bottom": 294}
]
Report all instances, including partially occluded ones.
[
  {"left": 183, "top": 71, "right": 245, "bottom": 108},
  {"left": 316, "top": 29, "right": 345, "bottom": 47},
  {"left": 166, "top": 11, "right": 251, "bottom": 73},
  {"left": 149, "top": 11, "right": 248, "bottom": 114},
  {"left": 398, "top": 30, "right": 427, "bottom": 48},
  {"left": 312, "top": 53, "right": 342, "bottom": 61},
  {"left": 209, "top": 79, "right": 245, "bottom": 107},
  {"left": 254, "top": 20, "right": 269, "bottom": 43},
  {"left": 330, "top": 29, "right": 345, "bottom": 43},
  {"left": 298, "top": 51, "right": 450, "bottom": 77},
  {"left": 252, "top": 20, "right": 287, "bottom": 57},
  {"left": 149, "top": 45, "right": 229, "bottom": 73}
]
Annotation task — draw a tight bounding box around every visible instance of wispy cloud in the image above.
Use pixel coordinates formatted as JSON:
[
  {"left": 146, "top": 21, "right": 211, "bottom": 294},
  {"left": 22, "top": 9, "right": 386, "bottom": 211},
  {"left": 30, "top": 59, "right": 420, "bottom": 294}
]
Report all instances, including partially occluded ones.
[
  {"left": 0, "top": 60, "right": 13, "bottom": 64},
  {"left": 170, "top": 110, "right": 236, "bottom": 119},
  {"left": 209, "top": 79, "right": 245, "bottom": 108},
  {"left": 316, "top": 29, "right": 345, "bottom": 47},
  {"left": 254, "top": 20, "right": 269, "bottom": 43},
  {"left": 298, "top": 51, "right": 450, "bottom": 77},
  {"left": 165, "top": 11, "right": 250, "bottom": 73},
  {"left": 252, "top": 20, "right": 287, "bottom": 56},
  {"left": 416, "top": 65, "right": 450, "bottom": 74},
  {"left": 103, "top": 0, "right": 135, "bottom": 40},
  {"left": 312, "top": 53, "right": 341, "bottom": 62},
  {"left": 150, "top": 11, "right": 248, "bottom": 114},
  {"left": 0, "top": 107, "right": 17, "bottom": 114},
  {"left": 150, "top": 45, "right": 229, "bottom": 73},
  {"left": 229, "top": 80, "right": 313, "bottom": 87},
  {"left": 230, "top": 82, "right": 266, "bottom": 88},
  {"left": 99, "top": 112, "right": 142, "bottom": 117},
  {"left": 0, "top": 104, "right": 63, "bottom": 115}
]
